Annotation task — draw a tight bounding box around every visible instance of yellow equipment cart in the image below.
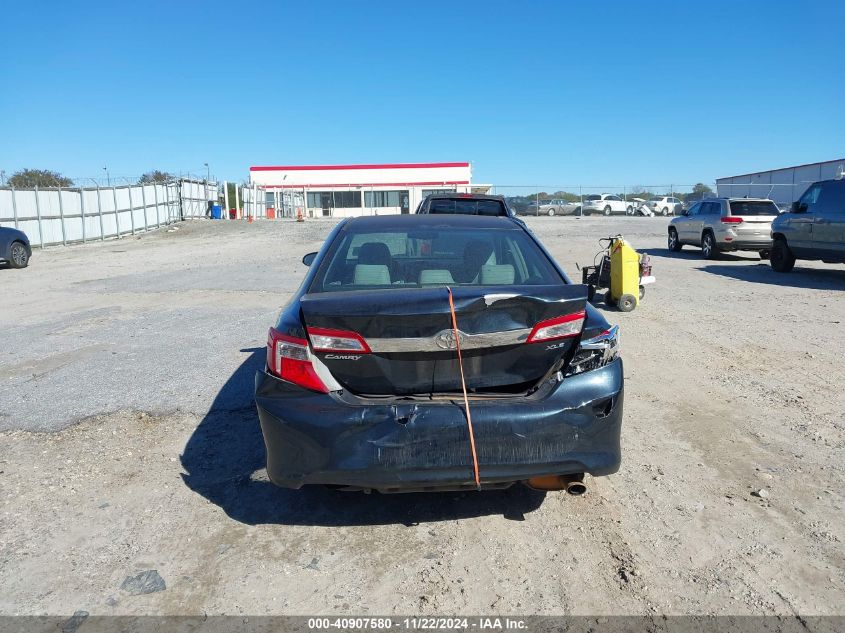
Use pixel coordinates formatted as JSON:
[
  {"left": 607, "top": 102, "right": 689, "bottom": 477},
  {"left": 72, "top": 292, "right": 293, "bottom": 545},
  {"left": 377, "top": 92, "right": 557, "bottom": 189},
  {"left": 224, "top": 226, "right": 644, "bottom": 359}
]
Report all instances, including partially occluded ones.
[{"left": 580, "top": 235, "right": 655, "bottom": 312}]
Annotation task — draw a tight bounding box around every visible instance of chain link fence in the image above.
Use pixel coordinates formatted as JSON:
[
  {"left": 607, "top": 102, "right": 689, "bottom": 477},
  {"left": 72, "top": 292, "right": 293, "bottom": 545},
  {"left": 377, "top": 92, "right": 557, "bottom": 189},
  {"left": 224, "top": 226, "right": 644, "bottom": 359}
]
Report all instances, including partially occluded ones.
[{"left": 483, "top": 184, "right": 718, "bottom": 217}]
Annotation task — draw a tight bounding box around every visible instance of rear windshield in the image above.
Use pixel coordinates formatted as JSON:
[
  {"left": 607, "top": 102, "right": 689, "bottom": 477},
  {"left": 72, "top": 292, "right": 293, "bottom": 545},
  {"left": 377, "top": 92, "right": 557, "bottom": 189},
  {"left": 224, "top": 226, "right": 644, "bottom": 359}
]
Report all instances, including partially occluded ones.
[
  {"left": 585, "top": 195, "right": 601, "bottom": 201},
  {"left": 311, "top": 227, "right": 564, "bottom": 293},
  {"left": 427, "top": 198, "right": 507, "bottom": 216},
  {"left": 729, "top": 200, "right": 779, "bottom": 216}
]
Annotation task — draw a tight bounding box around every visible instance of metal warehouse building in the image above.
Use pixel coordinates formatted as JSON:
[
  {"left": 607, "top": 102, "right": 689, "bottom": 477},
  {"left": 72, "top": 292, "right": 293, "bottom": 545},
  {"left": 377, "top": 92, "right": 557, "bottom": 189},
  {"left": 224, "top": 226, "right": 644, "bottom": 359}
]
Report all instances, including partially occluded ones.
[
  {"left": 249, "top": 162, "right": 489, "bottom": 217},
  {"left": 716, "top": 158, "right": 845, "bottom": 209}
]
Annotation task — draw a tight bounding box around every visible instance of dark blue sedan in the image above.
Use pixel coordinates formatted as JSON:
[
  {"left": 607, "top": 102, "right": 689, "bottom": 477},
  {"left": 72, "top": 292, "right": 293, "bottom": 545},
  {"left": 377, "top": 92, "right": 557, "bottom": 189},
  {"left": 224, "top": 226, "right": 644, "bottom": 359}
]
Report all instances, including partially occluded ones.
[
  {"left": 255, "top": 214, "right": 623, "bottom": 495},
  {"left": 0, "top": 226, "right": 32, "bottom": 268}
]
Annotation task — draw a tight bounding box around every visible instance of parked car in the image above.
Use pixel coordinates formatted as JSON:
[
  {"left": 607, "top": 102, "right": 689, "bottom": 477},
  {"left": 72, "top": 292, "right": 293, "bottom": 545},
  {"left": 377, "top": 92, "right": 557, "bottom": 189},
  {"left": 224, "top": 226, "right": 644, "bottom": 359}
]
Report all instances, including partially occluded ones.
[
  {"left": 415, "top": 193, "right": 513, "bottom": 217},
  {"left": 582, "top": 194, "right": 633, "bottom": 216},
  {"left": 255, "top": 214, "right": 623, "bottom": 493},
  {"left": 521, "top": 200, "right": 542, "bottom": 215},
  {"left": 507, "top": 199, "right": 531, "bottom": 215},
  {"left": 770, "top": 178, "right": 845, "bottom": 272},
  {"left": 628, "top": 198, "right": 653, "bottom": 216},
  {"left": 667, "top": 198, "right": 779, "bottom": 259},
  {"left": 0, "top": 226, "right": 32, "bottom": 269},
  {"left": 541, "top": 199, "right": 581, "bottom": 216},
  {"left": 648, "top": 196, "right": 684, "bottom": 216}
]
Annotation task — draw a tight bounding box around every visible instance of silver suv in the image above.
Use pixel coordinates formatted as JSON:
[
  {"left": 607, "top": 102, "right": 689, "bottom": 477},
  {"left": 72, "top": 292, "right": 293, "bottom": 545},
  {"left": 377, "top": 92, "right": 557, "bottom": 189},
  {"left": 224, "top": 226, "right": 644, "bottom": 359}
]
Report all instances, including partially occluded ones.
[{"left": 668, "top": 198, "right": 779, "bottom": 259}]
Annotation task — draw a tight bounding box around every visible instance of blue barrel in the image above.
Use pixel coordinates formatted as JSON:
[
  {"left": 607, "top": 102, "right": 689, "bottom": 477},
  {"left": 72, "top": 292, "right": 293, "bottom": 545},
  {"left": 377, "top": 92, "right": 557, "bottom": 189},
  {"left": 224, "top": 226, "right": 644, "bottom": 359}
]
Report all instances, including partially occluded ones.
[{"left": 211, "top": 205, "right": 222, "bottom": 219}]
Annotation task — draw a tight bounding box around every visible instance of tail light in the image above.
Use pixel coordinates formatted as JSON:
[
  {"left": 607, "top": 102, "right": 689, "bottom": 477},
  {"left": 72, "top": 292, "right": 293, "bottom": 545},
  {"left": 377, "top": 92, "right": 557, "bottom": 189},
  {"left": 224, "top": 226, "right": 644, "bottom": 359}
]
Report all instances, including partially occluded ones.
[
  {"left": 307, "top": 327, "right": 371, "bottom": 353},
  {"left": 565, "top": 326, "right": 620, "bottom": 376},
  {"left": 721, "top": 216, "right": 743, "bottom": 224},
  {"left": 266, "top": 328, "right": 328, "bottom": 393},
  {"left": 527, "top": 311, "right": 586, "bottom": 343}
]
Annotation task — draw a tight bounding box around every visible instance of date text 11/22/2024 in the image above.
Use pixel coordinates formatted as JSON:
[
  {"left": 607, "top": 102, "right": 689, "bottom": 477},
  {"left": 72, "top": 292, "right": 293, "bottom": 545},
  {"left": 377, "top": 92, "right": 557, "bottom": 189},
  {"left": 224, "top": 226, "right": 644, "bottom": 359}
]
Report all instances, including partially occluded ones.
[{"left": 307, "top": 618, "right": 527, "bottom": 630}]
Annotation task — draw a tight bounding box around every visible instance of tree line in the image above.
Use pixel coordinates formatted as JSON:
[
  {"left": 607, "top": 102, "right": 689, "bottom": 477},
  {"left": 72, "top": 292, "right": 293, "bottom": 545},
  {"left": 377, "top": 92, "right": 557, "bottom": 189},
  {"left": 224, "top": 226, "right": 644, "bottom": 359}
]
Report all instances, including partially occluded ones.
[{"left": 2, "top": 168, "right": 178, "bottom": 188}]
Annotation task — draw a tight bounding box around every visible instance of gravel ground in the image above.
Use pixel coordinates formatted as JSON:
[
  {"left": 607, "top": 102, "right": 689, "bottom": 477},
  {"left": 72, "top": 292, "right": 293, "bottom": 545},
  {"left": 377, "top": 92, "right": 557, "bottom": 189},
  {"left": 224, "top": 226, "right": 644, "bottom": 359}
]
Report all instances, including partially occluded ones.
[{"left": 0, "top": 216, "right": 843, "bottom": 617}]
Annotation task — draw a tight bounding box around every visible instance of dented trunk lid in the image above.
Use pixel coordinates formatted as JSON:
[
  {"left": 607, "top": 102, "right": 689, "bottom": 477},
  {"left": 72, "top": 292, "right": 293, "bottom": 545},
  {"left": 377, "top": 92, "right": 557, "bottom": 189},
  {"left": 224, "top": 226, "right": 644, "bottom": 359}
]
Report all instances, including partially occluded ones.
[{"left": 300, "top": 285, "right": 588, "bottom": 395}]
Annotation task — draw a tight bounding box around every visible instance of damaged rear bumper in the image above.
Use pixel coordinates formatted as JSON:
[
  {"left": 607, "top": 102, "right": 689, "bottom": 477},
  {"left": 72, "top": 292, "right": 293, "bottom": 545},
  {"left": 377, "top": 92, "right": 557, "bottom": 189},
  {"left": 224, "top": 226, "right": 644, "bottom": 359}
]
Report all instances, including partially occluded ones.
[{"left": 254, "top": 359, "right": 623, "bottom": 492}]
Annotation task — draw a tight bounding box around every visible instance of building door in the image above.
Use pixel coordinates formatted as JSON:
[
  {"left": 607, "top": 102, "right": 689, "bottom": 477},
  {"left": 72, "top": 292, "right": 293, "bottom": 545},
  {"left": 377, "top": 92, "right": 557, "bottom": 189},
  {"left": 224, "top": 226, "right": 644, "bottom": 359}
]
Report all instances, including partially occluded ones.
[{"left": 401, "top": 194, "right": 410, "bottom": 214}]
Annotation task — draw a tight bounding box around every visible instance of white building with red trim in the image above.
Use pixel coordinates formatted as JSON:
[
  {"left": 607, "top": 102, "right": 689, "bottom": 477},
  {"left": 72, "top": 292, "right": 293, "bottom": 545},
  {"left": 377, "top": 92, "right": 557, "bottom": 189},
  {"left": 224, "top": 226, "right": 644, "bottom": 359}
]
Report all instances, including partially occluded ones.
[{"left": 249, "top": 162, "right": 488, "bottom": 217}]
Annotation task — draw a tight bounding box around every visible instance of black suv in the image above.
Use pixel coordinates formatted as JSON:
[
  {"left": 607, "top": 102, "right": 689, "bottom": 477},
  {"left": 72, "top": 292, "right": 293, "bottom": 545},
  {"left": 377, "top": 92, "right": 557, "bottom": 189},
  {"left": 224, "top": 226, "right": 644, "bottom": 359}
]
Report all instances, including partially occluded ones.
[
  {"left": 415, "top": 193, "right": 515, "bottom": 217},
  {"left": 770, "top": 178, "right": 845, "bottom": 272}
]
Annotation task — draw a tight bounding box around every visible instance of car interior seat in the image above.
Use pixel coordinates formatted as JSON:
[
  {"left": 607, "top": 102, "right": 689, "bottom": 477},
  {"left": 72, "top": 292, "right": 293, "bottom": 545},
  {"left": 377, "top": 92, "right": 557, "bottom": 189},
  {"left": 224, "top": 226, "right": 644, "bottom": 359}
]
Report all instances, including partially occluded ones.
[
  {"left": 354, "top": 242, "right": 392, "bottom": 285},
  {"left": 357, "top": 242, "right": 391, "bottom": 266},
  {"left": 480, "top": 264, "right": 515, "bottom": 285},
  {"left": 353, "top": 264, "right": 391, "bottom": 285},
  {"left": 458, "top": 240, "right": 495, "bottom": 283},
  {"left": 419, "top": 269, "right": 456, "bottom": 286}
]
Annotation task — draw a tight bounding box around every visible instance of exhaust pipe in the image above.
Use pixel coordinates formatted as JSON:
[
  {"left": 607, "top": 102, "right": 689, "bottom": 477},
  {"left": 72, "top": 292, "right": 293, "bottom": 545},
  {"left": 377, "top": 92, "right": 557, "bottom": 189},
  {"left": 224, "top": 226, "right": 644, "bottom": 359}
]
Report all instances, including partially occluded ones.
[
  {"left": 565, "top": 474, "right": 587, "bottom": 496},
  {"left": 526, "top": 473, "right": 587, "bottom": 494}
]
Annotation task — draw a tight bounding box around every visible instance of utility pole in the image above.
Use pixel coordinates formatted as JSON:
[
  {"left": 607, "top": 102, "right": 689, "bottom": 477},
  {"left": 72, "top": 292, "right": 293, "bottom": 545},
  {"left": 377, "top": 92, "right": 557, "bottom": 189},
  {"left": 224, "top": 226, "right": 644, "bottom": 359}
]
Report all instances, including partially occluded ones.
[{"left": 103, "top": 166, "right": 110, "bottom": 187}]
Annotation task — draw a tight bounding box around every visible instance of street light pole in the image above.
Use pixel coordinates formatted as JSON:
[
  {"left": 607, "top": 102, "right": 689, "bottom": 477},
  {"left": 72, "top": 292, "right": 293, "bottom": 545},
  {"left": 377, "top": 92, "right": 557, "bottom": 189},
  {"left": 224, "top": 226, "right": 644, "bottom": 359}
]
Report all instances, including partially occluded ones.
[{"left": 203, "top": 163, "right": 211, "bottom": 212}]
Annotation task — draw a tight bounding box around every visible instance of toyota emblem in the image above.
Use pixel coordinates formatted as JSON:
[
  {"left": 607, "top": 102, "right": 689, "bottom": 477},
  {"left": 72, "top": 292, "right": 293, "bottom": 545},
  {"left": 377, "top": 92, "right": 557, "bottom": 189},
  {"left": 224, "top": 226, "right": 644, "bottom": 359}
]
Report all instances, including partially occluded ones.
[{"left": 434, "top": 329, "right": 466, "bottom": 350}]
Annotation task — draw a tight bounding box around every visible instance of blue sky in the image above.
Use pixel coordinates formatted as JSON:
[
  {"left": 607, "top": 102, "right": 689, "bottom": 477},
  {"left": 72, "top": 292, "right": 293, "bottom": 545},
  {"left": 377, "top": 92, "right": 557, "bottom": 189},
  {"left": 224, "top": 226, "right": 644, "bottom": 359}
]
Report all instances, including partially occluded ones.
[{"left": 1, "top": 0, "right": 843, "bottom": 190}]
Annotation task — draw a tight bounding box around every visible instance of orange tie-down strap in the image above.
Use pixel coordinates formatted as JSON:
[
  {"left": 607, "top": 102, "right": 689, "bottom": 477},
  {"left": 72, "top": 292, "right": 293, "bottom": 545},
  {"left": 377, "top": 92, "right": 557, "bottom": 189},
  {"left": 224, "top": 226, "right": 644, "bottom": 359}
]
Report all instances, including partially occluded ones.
[{"left": 446, "top": 287, "right": 481, "bottom": 489}]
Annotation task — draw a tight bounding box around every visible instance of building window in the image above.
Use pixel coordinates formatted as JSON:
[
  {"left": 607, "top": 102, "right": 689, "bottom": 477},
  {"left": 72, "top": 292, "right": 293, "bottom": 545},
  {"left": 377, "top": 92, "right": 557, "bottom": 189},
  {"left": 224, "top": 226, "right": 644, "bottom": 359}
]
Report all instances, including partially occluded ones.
[
  {"left": 307, "top": 191, "right": 362, "bottom": 209},
  {"left": 421, "top": 188, "right": 456, "bottom": 197},
  {"left": 364, "top": 190, "right": 409, "bottom": 207}
]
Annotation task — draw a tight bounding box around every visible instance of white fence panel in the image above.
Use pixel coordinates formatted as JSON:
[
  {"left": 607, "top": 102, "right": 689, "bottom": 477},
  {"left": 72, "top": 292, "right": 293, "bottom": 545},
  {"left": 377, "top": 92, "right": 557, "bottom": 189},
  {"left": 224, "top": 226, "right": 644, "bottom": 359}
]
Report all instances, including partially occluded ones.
[
  {"left": 0, "top": 190, "right": 14, "bottom": 224},
  {"left": 180, "top": 180, "right": 217, "bottom": 218},
  {"left": 0, "top": 179, "right": 216, "bottom": 248},
  {"left": 166, "top": 182, "right": 180, "bottom": 221},
  {"left": 60, "top": 190, "right": 83, "bottom": 243},
  {"left": 129, "top": 186, "right": 146, "bottom": 230},
  {"left": 37, "top": 190, "right": 65, "bottom": 246},
  {"left": 113, "top": 187, "right": 132, "bottom": 235},
  {"left": 99, "top": 187, "right": 119, "bottom": 238},
  {"left": 12, "top": 191, "right": 42, "bottom": 246},
  {"left": 142, "top": 185, "right": 160, "bottom": 228},
  {"left": 82, "top": 189, "right": 104, "bottom": 240},
  {"left": 239, "top": 185, "right": 265, "bottom": 219}
]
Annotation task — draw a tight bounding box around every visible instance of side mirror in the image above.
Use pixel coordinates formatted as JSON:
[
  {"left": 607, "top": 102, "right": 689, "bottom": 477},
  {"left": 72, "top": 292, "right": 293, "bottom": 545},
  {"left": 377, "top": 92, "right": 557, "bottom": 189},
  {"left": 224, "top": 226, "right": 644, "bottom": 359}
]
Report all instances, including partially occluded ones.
[
  {"left": 791, "top": 201, "right": 807, "bottom": 213},
  {"left": 681, "top": 209, "right": 689, "bottom": 216},
  {"left": 302, "top": 252, "right": 317, "bottom": 266}
]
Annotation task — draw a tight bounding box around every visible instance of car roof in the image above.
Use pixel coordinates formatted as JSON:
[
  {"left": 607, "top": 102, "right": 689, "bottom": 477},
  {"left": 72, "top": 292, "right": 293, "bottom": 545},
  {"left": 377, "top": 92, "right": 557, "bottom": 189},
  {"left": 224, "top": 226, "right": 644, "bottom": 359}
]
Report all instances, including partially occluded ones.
[
  {"left": 422, "top": 192, "right": 506, "bottom": 201},
  {"left": 343, "top": 213, "right": 521, "bottom": 231},
  {"left": 705, "top": 197, "right": 774, "bottom": 202}
]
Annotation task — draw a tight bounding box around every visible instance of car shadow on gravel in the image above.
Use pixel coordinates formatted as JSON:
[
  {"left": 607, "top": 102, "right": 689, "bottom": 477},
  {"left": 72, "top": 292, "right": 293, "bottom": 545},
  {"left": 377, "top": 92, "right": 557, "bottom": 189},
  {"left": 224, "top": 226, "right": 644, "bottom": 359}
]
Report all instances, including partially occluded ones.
[
  {"left": 643, "top": 247, "right": 751, "bottom": 262},
  {"left": 698, "top": 263, "right": 845, "bottom": 290},
  {"left": 181, "top": 349, "right": 547, "bottom": 527}
]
